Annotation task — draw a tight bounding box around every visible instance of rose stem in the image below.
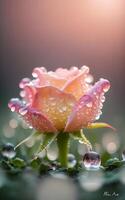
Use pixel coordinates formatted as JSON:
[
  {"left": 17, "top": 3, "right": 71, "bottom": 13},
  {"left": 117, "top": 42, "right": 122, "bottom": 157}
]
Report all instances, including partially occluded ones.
[{"left": 57, "top": 133, "right": 69, "bottom": 168}]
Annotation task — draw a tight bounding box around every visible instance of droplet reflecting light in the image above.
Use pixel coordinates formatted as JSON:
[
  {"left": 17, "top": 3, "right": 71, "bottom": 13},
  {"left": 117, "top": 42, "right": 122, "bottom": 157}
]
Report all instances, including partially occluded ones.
[{"left": 83, "top": 151, "right": 101, "bottom": 170}]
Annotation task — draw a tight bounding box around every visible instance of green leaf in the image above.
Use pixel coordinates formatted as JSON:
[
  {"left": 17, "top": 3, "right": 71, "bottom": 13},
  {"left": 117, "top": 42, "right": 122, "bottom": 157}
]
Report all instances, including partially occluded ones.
[
  {"left": 105, "top": 158, "right": 123, "bottom": 170},
  {"left": 11, "top": 158, "right": 25, "bottom": 168},
  {"left": 30, "top": 157, "right": 41, "bottom": 169}
]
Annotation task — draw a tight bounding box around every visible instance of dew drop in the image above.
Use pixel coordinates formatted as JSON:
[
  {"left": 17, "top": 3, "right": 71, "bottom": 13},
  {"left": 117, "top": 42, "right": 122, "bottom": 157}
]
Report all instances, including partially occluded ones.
[
  {"left": 20, "top": 90, "right": 26, "bottom": 98},
  {"left": 103, "top": 85, "right": 110, "bottom": 92},
  {"left": 79, "top": 140, "right": 84, "bottom": 144},
  {"left": 85, "top": 75, "right": 94, "bottom": 84},
  {"left": 86, "top": 102, "right": 92, "bottom": 108},
  {"left": 70, "top": 66, "right": 78, "bottom": 71},
  {"left": 1, "top": 143, "right": 16, "bottom": 159},
  {"left": 95, "top": 115, "right": 100, "bottom": 120},
  {"left": 61, "top": 106, "right": 67, "bottom": 112},
  {"left": 29, "top": 125, "right": 33, "bottom": 129},
  {"left": 32, "top": 72, "right": 38, "bottom": 78},
  {"left": 83, "top": 151, "right": 101, "bottom": 170},
  {"left": 11, "top": 106, "right": 15, "bottom": 112},
  {"left": 68, "top": 154, "right": 77, "bottom": 168},
  {"left": 19, "top": 108, "right": 27, "bottom": 116},
  {"left": 101, "top": 96, "right": 105, "bottom": 102},
  {"left": 40, "top": 67, "right": 47, "bottom": 73},
  {"left": 19, "top": 78, "right": 30, "bottom": 89}
]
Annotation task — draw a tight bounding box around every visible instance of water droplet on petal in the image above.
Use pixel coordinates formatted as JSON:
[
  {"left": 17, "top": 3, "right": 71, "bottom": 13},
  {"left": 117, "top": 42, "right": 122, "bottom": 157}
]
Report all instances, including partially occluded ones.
[
  {"left": 32, "top": 72, "right": 38, "bottom": 78},
  {"left": 11, "top": 106, "right": 15, "bottom": 112},
  {"left": 40, "top": 67, "right": 47, "bottom": 73},
  {"left": 95, "top": 115, "right": 100, "bottom": 120},
  {"left": 68, "top": 154, "right": 77, "bottom": 168},
  {"left": 86, "top": 102, "right": 93, "bottom": 108},
  {"left": 1, "top": 143, "right": 16, "bottom": 159},
  {"left": 85, "top": 75, "right": 94, "bottom": 84},
  {"left": 29, "top": 125, "right": 33, "bottom": 129},
  {"left": 101, "top": 96, "right": 105, "bottom": 103},
  {"left": 102, "top": 83, "right": 110, "bottom": 92},
  {"left": 62, "top": 106, "right": 67, "bottom": 112},
  {"left": 19, "top": 78, "right": 30, "bottom": 89},
  {"left": 83, "top": 151, "right": 101, "bottom": 170},
  {"left": 19, "top": 108, "right": 28, "bottom": 116},
  {"left": 20, "top": 90, "right": 26, "bottom": 98}
]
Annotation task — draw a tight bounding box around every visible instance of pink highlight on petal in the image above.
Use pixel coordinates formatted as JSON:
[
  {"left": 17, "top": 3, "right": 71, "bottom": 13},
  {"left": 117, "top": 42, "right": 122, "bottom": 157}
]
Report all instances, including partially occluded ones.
[
  {"left": 65, "top": 79, "right": 110, "bottom": 132},
  {"left": 23, "top": 84, "right": 36, "bottom": 104},
  {"left": 62, "top": 66, "right": 90, "bottom": 99},
  {"left": 55, "top": 68, "right": 71, "bottom": 79},
  {"left": 32, "top": 67, "right": 66, "bottom": 89},
  {"left": 32, "top": 86, "right": 76, "bottom": 131},
  {"left": 8, "top": 98, "right": 57, "bottom": 133},
  {"left": 55, "top": 66, "right": 80, "bottom": 79},
  {"left": 8, "top": 98, "right": 24, "bottom": 112},
  {"left": 24, "top": 108, "right": 58, "bottom": 133}
]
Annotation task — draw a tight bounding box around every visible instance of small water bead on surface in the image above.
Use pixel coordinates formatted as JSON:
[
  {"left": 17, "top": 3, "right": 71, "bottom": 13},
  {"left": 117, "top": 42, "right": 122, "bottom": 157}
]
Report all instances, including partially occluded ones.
[
  {"left": 20, "top": 90, "right": 26, "bottom": 98},
  {"left": 32, "top": 72, "right": 38, "bottom": 78},
  {"left": 11, "top": 106, "right": 16, "bottom": 112},
  {"left": 29, "top": 125, "right": 33, "bottom": 129},
  {"left": 95, "top": 115, "right": 100, "bottom": 120},
  {"left": 61, "top": 106, "right": 67, "bottom": 112},
  {"left": 85, "top": 74, "right": 94, "bottom": 84},
  {"left": 103, "top": 85, "right": 110, "bottom": 92},
  {"left": 8, "top": 98, "right": 22, "bottom": 112},
  {"left": 86, "top": 102, "right": 93, "bottom": 108},
  {"left": 40, "top": 67, "right": 47, "bottom": 73},
  {"left": 19, "top": 107, "right": 28, "bottom": 116},
  {"left": 68, "top": 154, "right": 77, "bottom": 168},
  {"left": 83, "top": 151, "right": 101, "bottom": 170},
  {"left": 19, "top": 78, "right": 30, "bottom": 88},
  {"left": 101, "top": 96, "right": 105, "bottom": 103},
  {"left": 1, "top": 143, "right": 16, "bottom": 159}
]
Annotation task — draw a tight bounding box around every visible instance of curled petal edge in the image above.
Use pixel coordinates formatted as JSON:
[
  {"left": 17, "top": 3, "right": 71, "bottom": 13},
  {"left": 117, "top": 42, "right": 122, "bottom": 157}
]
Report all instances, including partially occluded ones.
[{"left": 8, "top": 98, "right": 58, "bottom": 133}]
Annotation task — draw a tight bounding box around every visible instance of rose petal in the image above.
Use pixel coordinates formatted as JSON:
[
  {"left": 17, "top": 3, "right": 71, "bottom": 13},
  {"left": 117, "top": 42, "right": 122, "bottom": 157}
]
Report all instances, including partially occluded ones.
[
  {"left": 32, "top": 67, "right": 66, "bottom": 89},
  {"left": 62, "top": 66, "right": 91, "bottom": 99},
  {"left": 65, "top": 79, "right": 110, "bottom": 132},
  {"left": 8, "top": 98, "right": 57, "bottom": 133},
  {"left": 19, "top": 77, "right": 37, "bottom": 104},
  {"left": 55, "top": 67, "right": 80, "bottom": 79},
  {"left": 32, "top": 86, "right": 76, "bottom": 131},
  {"left": 24, "top": 108, "right": 58, "bottom": 133}
]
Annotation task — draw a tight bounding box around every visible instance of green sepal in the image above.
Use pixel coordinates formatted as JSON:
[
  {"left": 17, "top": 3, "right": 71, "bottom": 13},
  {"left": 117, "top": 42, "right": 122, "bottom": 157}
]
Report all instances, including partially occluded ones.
[
  {"left": 70, "top": 129, "right": 92, "bottom": 150},
  {"left": 87, "top": 122, "right": 116, "bottom": 131}
]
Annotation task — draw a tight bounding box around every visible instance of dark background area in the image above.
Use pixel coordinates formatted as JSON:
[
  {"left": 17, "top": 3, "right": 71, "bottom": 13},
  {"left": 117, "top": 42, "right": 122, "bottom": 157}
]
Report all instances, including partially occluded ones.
[{"left": 0, "top": 0, "right": 125, "bottom": 132}]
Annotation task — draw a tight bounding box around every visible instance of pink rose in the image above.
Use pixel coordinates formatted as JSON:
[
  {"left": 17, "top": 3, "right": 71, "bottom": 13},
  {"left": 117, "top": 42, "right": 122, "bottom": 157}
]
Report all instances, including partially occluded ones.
[{"left": 8, "top": 66, "right": 110, "bottom": 133}]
